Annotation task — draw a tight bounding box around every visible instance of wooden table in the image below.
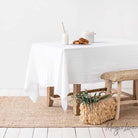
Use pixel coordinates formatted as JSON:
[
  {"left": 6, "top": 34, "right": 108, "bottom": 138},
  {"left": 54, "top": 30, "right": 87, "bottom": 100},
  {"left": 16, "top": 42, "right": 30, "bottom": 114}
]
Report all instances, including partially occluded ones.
[{"left": 24, "top": 40, "right": 138, "bottom": 114}]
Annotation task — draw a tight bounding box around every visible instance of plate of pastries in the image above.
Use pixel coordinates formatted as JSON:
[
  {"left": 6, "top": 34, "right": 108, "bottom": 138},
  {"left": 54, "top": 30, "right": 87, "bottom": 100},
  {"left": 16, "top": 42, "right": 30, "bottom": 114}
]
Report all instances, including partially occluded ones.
[{"left": 73, "top": 38, "right": 89, "bottom": 45}]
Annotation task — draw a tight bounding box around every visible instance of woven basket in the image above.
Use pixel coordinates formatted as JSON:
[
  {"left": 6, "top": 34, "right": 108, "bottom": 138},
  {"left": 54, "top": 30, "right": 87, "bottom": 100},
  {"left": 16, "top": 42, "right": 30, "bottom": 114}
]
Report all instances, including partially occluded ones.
[{"left": 79, "top": 97, "right": 116, "bottom": 125}]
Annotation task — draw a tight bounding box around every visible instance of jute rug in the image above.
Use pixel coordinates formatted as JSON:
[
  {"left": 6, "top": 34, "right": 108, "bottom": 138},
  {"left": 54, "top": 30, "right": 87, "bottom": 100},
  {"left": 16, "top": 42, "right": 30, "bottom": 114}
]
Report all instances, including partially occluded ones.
[{"left": 0, "top": 96, "right": 138, "bottom": 127}]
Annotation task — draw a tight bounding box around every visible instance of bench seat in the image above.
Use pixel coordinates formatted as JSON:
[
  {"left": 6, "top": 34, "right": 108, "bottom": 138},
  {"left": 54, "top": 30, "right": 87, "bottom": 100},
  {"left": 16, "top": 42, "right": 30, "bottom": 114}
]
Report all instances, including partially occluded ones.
[{"left": 101, "top": 69, "right": 138, "bottom": 82}]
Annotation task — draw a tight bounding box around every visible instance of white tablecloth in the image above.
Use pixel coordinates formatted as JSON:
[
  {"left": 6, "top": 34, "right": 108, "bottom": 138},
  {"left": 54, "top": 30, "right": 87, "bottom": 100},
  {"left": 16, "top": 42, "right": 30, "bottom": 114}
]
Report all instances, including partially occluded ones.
[{"left": 24, "top": 39, "right": 138, "bottom": 110}]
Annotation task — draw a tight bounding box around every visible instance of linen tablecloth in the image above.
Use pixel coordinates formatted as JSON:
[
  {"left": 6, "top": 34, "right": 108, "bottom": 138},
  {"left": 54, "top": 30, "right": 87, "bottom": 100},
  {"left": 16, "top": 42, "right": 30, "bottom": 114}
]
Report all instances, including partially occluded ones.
[{"left": 24, "top": 39, "right": 138, "bottom": 110}]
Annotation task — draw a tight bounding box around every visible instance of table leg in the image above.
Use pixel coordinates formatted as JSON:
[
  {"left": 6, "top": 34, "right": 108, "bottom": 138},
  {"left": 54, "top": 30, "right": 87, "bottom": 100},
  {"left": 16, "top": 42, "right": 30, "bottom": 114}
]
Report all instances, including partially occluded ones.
[
  {"left": 133, "top": 80, "right": 138, "bottom": 106},
  {"left": 47, "top": 87, "right": 54, "bottom": 107},
  {"left": 73, "top": 84, "right": 81, "bottom": 115}
]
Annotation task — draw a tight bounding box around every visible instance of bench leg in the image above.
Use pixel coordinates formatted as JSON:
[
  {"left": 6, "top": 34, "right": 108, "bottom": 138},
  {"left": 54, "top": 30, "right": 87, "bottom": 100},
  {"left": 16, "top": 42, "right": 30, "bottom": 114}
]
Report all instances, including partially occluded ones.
[
  {"left": 73, "top": 84, "right": 81, "bottom": 115},
  {"left": 47, "top": 87, "right": 54, "bottom": 107},
  {"left": 115, "top": 81, "right": 122, "bottom": 120},
  {"left": 105, "top": 80, "right": 108, "bottom": 90},
  {"left": 106, "top": 80, "right": 112, "bottom": 94},
  {"left": 133, "top": 80, "right": 138, "bottom": 106}
]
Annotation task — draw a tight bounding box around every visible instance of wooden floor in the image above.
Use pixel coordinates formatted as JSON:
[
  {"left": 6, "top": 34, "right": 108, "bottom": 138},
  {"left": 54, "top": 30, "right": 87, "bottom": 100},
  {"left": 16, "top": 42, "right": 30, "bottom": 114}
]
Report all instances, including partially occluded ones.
[
  {"left": 0, "top": 127, "right": 138, "bottom": 138},
  {"left": 0, "top": 82, "right": 138, "bottom": 138}
]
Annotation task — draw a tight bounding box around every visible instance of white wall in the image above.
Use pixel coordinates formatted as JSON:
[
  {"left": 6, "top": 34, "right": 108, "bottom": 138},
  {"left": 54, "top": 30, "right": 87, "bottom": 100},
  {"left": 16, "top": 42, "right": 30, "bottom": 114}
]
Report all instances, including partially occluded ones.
[{"left": 0, "top": 0, "right": 138, "bottom": 88}]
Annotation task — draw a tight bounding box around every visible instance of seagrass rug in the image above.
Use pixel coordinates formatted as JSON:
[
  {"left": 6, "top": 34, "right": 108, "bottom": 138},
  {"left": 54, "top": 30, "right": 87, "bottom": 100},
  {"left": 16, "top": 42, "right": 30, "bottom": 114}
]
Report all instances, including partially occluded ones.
[{"left": 0, "top": 96, "right": 138, "bottom": 127}]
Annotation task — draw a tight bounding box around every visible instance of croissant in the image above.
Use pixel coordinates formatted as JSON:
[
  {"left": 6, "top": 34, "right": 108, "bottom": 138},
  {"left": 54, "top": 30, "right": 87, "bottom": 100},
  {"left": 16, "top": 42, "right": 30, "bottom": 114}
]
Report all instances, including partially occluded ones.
[{"left": 73, "top": 38, "right": 89, "bottom": 45}]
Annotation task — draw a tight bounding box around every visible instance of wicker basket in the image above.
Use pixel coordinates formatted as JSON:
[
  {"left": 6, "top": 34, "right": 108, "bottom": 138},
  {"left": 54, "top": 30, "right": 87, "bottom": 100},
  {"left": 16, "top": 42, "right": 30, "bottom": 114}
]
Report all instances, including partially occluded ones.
[{"left": 79, "top": 97, "right": 116, "bottom": 125}]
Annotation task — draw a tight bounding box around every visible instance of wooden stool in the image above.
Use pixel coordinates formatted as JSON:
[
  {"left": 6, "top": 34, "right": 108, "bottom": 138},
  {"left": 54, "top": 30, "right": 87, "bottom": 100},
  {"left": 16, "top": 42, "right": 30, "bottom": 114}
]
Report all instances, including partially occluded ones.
[{"left": 101, "top": 69, "right": 138, "bottom": 120}]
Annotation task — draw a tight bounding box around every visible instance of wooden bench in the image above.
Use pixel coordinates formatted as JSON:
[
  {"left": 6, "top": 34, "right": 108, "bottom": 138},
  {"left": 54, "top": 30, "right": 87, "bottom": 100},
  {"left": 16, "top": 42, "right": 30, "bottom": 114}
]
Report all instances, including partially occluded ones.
[{"left": 101, "top": 69, "right": 138, "bottom": 120}]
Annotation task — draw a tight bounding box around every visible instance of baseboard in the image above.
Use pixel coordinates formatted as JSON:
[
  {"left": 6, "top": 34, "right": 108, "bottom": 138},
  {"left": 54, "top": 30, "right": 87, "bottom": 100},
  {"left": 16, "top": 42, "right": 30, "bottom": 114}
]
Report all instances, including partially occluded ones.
[{"left": 0, "top": 81, "right": 133, "bottom": 96}]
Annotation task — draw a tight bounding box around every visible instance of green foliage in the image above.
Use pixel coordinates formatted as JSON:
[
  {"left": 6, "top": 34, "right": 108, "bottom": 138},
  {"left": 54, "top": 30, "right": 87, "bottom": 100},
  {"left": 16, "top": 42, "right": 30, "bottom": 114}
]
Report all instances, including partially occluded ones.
[{"left": 71, "top": 90, "right": 111, "bottom": 105}]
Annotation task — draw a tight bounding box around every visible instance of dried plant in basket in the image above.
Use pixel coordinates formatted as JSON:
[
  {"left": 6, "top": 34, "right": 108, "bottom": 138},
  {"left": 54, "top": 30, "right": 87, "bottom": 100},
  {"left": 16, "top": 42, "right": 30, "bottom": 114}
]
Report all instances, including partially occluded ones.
[{"left": 71, "top": 90, "right": 116, "bottom": 125}]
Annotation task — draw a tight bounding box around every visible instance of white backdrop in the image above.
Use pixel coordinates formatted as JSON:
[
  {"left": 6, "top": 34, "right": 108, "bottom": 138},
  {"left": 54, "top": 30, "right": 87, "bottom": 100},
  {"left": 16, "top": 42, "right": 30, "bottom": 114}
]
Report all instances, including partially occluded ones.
[{"left": 0, "top": 0, "right": 138, "bottom": 88}]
